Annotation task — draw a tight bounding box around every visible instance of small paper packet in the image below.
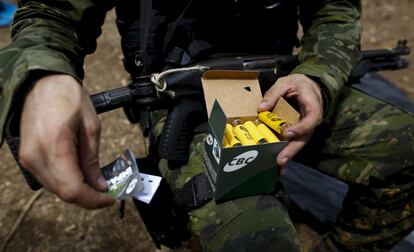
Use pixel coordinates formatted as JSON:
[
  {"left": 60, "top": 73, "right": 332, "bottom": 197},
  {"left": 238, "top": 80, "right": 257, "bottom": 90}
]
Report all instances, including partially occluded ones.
[{"left": 101, "top": 149, "right": 144, "bottom": 199}]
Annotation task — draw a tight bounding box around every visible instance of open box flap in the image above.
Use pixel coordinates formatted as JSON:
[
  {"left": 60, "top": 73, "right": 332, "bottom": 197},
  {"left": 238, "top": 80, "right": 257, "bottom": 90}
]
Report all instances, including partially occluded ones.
[
  {"left": 202, "top": 70, "right": 262, "bottom": 119},
  {"left": 210, "top": 100, "right": 227, "bottom": 144}
]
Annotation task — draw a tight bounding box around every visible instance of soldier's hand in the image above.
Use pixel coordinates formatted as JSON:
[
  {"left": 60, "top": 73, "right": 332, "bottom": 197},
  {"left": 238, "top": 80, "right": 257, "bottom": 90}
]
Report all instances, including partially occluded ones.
[
  {"left": 19, "top": 74, "right": 115, "bottom": 209},
  {"left": 258, "top": 74, "right": 323, "bottom": 170}
]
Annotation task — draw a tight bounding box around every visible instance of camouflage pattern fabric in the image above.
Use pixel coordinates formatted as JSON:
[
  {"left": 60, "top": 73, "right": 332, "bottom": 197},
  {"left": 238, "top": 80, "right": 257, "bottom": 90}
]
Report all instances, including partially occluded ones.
[
  {"left": 0, "top": 0, "right": 114, "bottom": 144},
  {"left": 293, "top": 0, "right": 362, "bottom": 120},
  {"left": 0, "top": 0, "right": 361, "bottom": 144},
  {"left": 310, "top": 87, "right": 414, "bottom": 252},
  {"left": 157, "top": 85, "right": 414, "bottom": 252},
  {"left": 158, "top": 135, "right": 300, "bottom": 252},
  {"left": 153, "top": 112, "right": 299, "bottom": 251}
]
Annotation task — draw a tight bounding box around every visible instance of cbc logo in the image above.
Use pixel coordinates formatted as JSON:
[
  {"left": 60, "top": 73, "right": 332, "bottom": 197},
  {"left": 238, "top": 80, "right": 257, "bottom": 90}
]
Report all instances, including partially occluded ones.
[{"left": 223, "top": 150, "right": 259, "bottom": 172}]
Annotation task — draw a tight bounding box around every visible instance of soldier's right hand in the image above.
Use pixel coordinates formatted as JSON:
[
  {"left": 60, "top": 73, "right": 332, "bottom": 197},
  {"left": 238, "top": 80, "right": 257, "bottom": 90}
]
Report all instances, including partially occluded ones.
[{"left": 19, "top": 74, "right": 115, "bottom": 209}]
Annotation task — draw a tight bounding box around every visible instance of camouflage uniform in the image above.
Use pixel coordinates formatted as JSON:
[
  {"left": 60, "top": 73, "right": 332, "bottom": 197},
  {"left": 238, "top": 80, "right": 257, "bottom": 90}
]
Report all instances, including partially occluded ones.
[
  {"left": 1, "top": 0, "right": 413, "bottom": 251},
  {"left": 156, "top": 85, "right": 414, "bottom": 252},
  {"left": 309, "top": 87, "right": 414, "bottom": 252}
]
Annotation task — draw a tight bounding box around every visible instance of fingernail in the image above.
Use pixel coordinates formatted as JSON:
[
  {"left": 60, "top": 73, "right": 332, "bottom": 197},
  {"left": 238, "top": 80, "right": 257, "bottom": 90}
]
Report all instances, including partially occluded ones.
[
  {"left": 284, "top": 130, "right": 295, "bottom": 138},
  {"left": 97, "top": 176, "right": 107, "bottom": 188},
  {"left": 259, "top": 100, "right": 268, "bottom": 109}
]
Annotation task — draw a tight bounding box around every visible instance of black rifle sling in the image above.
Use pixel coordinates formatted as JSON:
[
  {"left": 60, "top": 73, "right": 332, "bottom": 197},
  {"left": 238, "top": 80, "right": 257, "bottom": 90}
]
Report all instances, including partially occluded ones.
[
  {"left": 139, "top": 0, "right": 152, "bottom": 74},
  {"left": 162, "top": 0, "right": 194, "bottom": 59}
]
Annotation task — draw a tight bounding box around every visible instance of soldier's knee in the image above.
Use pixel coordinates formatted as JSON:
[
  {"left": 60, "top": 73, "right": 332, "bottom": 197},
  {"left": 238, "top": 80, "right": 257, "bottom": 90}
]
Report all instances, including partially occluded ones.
[
  {"left": 212, "top": 229, "right": 300, "bottom": 252},
  {"left": 189, "top": 195, "right": 300, "bottom": 252}
]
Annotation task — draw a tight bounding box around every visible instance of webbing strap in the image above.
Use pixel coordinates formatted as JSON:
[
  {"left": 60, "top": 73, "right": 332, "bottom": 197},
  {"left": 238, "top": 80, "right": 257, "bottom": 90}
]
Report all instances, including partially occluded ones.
[
  {"left": 175, "top": 173, "right": 214, "bottom": 210},
  {"left": 139, "top": 0, "right": 153, "bottom": 73},
  {"left": 162, "top": 0, "right": 193, "bottom": 57},
  {"left": 140, "top": 0, "right": 152, "bottom": 51}
]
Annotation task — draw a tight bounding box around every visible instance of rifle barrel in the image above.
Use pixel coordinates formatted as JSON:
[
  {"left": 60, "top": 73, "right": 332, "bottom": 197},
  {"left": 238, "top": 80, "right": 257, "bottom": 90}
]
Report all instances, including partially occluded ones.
[
  {"left": 361, "top": 41, "right": 410, "bottom": 60},
  {"left": 369, "top": 59, "right": 410, "bottom": 71}
]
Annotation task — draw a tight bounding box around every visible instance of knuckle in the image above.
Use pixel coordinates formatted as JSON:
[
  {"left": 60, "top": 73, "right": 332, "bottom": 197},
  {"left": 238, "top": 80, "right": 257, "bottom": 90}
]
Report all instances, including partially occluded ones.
[
  {"left": 85, "top": 121, "right": 101, "bottom": 138},
  {"left": 284, "top": 147, "right": 295, "bottom": 157},
  {"left": 263, "top": 90, "right": 274, "bottom": 99},
  {"left": 278, "top": 76, "right": 289, "bottom": 82},
  {"left": 264, "top": 88, "right": 278, "bottom": 99},
  {"left": 84, "top": 157, "right": 100, "bottom": 171},
  {"left": 316, "top": 114, "right": 323, "bottom": 125},
  {"left": 275, "top": 77, "right": 288, "bottom": 87},
  {"left": 18, "top": 147, "right": 35, "bottom": 170},
  {"left": 58, "top": 186, "right": 81, "bottom": 203},
  {"left": 38, "top": 134, "right": 53, "bottom": 148},
  {"left": 311, "top": 110, "right": 323, "bottom": 126},
  {"left": 280, "top": 145, "right": 292, "bottom": 156}
]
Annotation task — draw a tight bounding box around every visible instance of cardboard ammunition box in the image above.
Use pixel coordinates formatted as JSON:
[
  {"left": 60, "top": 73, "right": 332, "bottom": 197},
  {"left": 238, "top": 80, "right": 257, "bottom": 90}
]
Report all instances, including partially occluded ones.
[{"left": 201, "top": 70, "right": 299, "bottom": 202}]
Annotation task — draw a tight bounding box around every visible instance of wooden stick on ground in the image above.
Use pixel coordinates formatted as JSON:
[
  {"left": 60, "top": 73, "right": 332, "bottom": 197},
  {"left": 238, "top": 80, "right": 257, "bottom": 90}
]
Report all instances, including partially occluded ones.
[{"left": 0, "top": 189, "right": 44, "bottom": 252}]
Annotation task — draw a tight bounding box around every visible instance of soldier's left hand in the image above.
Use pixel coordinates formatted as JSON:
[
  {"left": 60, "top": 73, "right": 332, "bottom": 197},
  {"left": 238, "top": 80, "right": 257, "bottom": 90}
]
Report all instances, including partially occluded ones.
[{"left": 258, "top": 74, "right": 323, "bottom": 171}]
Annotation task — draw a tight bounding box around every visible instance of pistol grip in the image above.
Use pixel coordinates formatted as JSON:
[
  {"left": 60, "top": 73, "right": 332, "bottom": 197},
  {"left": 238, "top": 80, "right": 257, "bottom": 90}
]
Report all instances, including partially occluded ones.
[{"left": 158, "top": 98, "right": 205, "bottom": 164}]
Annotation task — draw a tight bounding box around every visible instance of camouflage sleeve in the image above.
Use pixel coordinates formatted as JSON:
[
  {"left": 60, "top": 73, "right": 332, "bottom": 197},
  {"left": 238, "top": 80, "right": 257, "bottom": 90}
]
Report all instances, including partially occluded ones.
[
  {"left": 292, "top": 0, "right": 362, "bottom": 120},
  {"left": 0, "top": 0, "right": 114, "bottom": 144}
]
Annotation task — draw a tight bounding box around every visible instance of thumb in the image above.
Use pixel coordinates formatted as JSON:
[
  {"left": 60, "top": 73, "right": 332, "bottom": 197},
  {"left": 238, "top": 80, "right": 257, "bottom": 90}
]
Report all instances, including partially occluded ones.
[{"left": 258, "top": 78, "right": 288, "bottom": 111}]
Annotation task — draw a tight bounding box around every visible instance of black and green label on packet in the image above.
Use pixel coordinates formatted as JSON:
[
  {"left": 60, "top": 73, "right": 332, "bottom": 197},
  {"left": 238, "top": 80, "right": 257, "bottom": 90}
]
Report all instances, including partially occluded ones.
[{"left": 101, "top": 149, "right": 144, "bottom": 199}]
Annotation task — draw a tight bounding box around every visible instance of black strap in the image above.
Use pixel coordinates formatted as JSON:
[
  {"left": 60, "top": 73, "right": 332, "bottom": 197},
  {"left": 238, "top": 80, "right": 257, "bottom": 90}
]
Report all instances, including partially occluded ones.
[
  {"left": 175, "top": 173, "right": 214, "bottom": 210},
  {"left": 162, "top": 0, "right": 193, "bottom": 58},
  {"left": 140, "top": 0, "right": 152, "bottom": 47},
  {"left": 165, "top": 47, "right": 191, "bottom": 66},
  {"left": 139, "top": 0, "right": 153, "bottom": 73},
  {"left": 187, "top": 39, "right": 213, "bottom": 59},
  {"left": 165, "top": 40, "right": 214, "bottom": 66}
]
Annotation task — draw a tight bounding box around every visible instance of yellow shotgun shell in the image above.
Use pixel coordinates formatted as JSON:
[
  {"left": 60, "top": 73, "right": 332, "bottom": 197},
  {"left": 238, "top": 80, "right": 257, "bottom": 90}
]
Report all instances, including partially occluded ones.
[
  {"left": 254, "top": 119, "right": 280, "bottom": 143},
  {"left": 232, "top": 119, "right": 256, "bottom": 146},
  {"left": 223, "top": 134, "right": 230, "bottom": 148},
  {"left": 243, "top": 121, "right": 268, "bottom": 144},
  {"left": 258, "top": 111, "right": 291, "bottom": 135},
  {"left": 224, "top": 124, "right": 242, "bottom": 147}
]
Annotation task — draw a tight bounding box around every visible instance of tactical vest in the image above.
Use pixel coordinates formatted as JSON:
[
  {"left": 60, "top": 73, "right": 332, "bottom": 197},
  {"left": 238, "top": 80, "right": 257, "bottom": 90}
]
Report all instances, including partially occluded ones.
[{"left": 114, "top": 0, "right": 300, "bottom": 79}]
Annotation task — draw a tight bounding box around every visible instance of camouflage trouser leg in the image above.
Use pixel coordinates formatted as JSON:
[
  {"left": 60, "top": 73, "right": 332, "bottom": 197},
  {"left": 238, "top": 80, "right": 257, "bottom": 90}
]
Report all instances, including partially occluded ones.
[
  {"left": 153, "top": 84, "right": 414, "bottom": 251},
  {"left": 310, "top": 87, "right": 414, "bottom": 252},
  {"left": 158, "top": 134, "right": 300, "bottom": 252}
]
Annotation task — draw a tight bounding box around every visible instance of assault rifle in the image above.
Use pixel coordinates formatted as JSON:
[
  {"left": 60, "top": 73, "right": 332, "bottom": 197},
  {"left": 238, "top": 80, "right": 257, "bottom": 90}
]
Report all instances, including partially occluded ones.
[
  {"left": 92, "top": 40, "right": 410, "bottom": 113},
  {"left": 91, "top": 40, "right": 411, "bottom": 165}
]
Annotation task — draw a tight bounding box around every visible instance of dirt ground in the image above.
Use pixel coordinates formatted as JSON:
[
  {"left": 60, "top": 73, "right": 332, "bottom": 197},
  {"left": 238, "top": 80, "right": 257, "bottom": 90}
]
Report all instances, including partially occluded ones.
[{"left": 0, "top": 0, "right": 413, "bottom": 251}]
